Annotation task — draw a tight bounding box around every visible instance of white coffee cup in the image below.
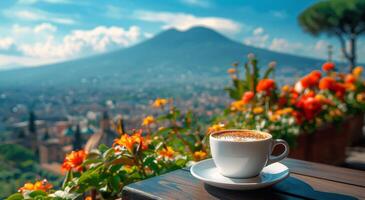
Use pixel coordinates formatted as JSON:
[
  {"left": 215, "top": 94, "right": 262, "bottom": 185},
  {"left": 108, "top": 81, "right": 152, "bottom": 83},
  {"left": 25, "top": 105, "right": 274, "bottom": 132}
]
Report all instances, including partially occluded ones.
[{"left": 210, "top": 129, "right": 289, "bottom": 178}]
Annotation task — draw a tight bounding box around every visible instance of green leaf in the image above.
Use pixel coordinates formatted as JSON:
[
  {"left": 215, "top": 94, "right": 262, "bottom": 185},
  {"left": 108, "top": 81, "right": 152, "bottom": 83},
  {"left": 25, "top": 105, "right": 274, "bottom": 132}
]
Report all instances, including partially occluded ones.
[
  {"left": 98, "top": 144, "right": 109, "bottom": 153},
  {"left": 29, "top": 190, "right": 47, "bottom": 197},
  {"left": 263, "top": 67, "right": 274, "bottom": 79},
  {"left": 62, "top": 170, "right": 73, "bottom": 189},
  {"left": 6, "top": 193, "right": 24, "bottom": 200},
  {"left": 109, "top": 175, "right": 121, "bottom": 191}
]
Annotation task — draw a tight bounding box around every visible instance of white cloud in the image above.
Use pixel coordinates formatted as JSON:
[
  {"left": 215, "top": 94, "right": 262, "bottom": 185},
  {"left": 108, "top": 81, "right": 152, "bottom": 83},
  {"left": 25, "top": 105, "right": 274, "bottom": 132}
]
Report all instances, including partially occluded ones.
[
  {"left": 270, "top": 10, "right": 287, "bottom": 19},
  {"left": 34, "top": 23, "right": 57, "bottom": 33},
  {"left": 180, "top": 0, "right": 211, "bottom": 8},
  {"left": 0, "top": 38, "right": 15, "bottom": 50},
  {"left": 18, "top": 25, "right": 141, "bottom": 59},
  {"left": 269, "top": 38, "right": 303, "bottom": 53},
  {"left": 105, "top": 5, "right": 124, "bottom": 19},
  {"left": 0, "top": 54, "right": 58, "bottom": 68},
  {"left": 17, "top": 0, "right": 71, "bottom": 4},
  {"left": 134, "top": 10, "right": 242, "bottom": 35},
  {"left": 243, "top": 27, "right": 269, "bottom": 48},
  {"left": 253, "top": 27, "right": 264, "bottom": 35},
  {"left": 3, "top": 8, "right": 75, "bottom": 25},
  {"left": 144, "top": 32, "right": 154, "bottom": 39}
]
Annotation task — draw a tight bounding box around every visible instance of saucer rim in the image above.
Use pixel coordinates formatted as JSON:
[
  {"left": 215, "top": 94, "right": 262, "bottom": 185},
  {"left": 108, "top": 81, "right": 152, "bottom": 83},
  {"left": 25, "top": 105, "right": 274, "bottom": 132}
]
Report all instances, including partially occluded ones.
[{"left": 190, "top": 158, "right": 289, "bottom": 187}]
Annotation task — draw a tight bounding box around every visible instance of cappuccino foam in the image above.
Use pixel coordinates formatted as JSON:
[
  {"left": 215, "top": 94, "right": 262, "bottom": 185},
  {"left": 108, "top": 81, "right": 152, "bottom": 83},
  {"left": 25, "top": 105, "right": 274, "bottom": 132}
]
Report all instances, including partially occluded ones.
[{"left": 213, "top": 130, "right": 269, "bottom": 142}]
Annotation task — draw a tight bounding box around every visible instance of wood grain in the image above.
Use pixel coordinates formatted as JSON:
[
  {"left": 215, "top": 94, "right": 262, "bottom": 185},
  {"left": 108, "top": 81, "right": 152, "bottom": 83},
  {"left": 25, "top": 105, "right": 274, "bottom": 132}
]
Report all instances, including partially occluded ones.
[{"left": 122, "top": 159, "right": 365, "bottom": 200}]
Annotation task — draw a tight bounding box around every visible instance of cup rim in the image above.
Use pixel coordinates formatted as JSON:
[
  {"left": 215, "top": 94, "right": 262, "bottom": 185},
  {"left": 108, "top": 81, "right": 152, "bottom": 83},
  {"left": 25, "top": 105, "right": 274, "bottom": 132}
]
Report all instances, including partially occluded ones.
[{"left": 210, "top": 129, "right": 272, "bottom": 143}]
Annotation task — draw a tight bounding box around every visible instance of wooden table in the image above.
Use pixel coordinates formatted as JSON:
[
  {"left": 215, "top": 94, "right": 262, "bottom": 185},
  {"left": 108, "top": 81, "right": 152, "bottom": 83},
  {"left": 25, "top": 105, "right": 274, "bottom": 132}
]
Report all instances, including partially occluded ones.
[{"left": 122, "top": 158, "right": 365, "bottom": 200}]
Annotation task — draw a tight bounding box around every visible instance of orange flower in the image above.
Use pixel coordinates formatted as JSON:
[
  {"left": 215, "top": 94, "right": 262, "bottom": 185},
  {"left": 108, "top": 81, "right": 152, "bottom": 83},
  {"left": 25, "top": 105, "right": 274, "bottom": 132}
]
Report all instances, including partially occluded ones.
[
  {"left": 193, "top": 150, "right": 207, "bottom": 161},
  {"left": 18, "top": 179, "right": 53, "bottom": 193},
  {"left": 345, "top": 74, "right": 356, "bottom": 84},
  {"left": 227, "top": 68, "right": 236, "bottom": 74},
  {"left": 158, "top": 146, "right": 175, "bottom": 159},
  {"left": 322, "top": 62, "right": 335, "bottom": 72},
  {"left": 62, "top": 150, "right": 87, "bottom": 172},
  {"left": 113, "top": 130, "right": 148, "bottom": 153},
  {"left": 353, "top": 66, "right": 363, "bottom": 78},
  {"left": 142, "top": 115, "right": 155, "bottom": 126},
  {"left": 319, "top": 77, "right": 335, "bottom": 90},
  {"left": 152, "top": 98, "right": 168, "bottom": 108},
  {"left": 242, "top": 91, "right": 254, "bottom": 103},
  {"left": 85, "top": 197, "right": 92, "bottom": 200},
  {"left": 256, "top": 79, "right": 275, "bottom": 93}
]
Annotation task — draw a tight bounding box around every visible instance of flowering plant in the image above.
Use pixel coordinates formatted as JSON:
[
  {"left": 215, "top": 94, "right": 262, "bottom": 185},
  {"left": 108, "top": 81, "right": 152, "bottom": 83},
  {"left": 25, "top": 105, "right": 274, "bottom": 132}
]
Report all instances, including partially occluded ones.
[
  {"left": 219, "top": 55, "right": 365, "bottom": 145},
  {"left": 7, "top": 99, "right": 208, "bottom": 200}
]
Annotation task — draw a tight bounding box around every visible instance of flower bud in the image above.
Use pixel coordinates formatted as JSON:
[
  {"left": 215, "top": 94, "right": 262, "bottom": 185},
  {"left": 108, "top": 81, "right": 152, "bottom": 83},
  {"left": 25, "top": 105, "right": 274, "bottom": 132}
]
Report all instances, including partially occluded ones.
[
  {"left": 268, "top": 61, "right": 277, "bottom": 68},
  {"left": 247, "top": 53, "right": 255, "bottom": 60}
]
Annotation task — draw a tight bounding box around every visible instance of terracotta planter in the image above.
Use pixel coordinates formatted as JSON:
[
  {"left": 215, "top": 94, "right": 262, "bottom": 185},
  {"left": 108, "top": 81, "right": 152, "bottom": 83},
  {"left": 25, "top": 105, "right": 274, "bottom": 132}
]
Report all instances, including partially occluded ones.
[{"left": 283, "top": 114, "right": 364, "bottom": 165}]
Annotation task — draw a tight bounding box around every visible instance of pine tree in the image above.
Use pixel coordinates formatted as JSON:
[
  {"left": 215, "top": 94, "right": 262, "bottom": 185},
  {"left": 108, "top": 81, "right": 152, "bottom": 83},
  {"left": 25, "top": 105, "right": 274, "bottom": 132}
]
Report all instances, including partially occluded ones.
[
  {"left": 28, "top": 111, "right": 36, "bottom": 135},
  {"left": 73, "top": 124, "right": 82, "bottom": 150}
]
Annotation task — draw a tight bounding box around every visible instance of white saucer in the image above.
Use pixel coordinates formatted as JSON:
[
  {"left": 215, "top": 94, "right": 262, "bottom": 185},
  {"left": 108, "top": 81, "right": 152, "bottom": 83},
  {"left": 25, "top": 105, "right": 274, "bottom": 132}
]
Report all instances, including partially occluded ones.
[{"left": 190, "top": 159, "right": 289, "bottom": 190}]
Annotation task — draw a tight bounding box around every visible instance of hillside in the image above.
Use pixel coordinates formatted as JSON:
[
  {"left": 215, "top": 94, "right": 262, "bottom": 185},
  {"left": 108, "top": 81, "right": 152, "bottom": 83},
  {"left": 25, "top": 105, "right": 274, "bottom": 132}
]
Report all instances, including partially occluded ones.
[{"left": 0, "top": 27, "right": 324, "bottom": 90}]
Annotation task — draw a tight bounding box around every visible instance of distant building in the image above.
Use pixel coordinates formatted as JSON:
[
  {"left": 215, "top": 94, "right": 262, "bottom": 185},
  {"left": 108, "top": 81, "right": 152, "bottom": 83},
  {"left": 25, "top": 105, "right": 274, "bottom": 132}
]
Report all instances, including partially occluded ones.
[
  {"left": 39, "top": 138, "right": 65, "bottom": 164},
  {"left": 85, "top": 111, "right": 117, "bottom": 152}
]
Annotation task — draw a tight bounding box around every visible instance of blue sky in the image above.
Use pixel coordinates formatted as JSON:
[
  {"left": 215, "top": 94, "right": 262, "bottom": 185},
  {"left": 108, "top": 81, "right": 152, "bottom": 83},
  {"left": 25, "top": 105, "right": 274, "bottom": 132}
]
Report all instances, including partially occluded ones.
[{"left": 0, "top": 0, "right": 364, "bottom": 69}]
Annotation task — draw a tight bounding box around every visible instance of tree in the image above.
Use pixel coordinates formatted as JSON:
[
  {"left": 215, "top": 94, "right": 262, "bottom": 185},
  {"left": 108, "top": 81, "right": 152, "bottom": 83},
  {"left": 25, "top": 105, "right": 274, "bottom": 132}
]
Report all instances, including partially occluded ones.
[
  {"left": 28, "top": 111, "right": 36, "bottom": 134},
  {"left": 73, "top": 124, "right": 82, "bottom": 150},
  {"left": 298, "top": 0, "right": 365, "bottom": 70}
]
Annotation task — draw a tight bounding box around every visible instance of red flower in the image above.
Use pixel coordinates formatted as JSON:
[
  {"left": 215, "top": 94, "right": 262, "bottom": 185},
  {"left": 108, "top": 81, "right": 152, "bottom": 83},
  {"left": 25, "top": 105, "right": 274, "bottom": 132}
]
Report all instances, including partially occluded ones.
[
  {"left": 62, "top": 150, "right": 87, "bottom": 172},
  {"left": 345, "top": 74, "right": 356, "bottom": 84},
  {"left": 242, "top": 91, "right": 254, "bottom": 103},
  {"left": 256, "top": 79, "right": 275, "bottom": 93},
  {"left": 296, "top": 94, "right": 322, "bottom": 120},
  {"left": 300, "top": 71, "right": 321, "bottom": 88},
  {"left": 291, "top": 110, "right": 303, "bottom": 125},
  {"left": 319, "top": 77, "right": 335, "bottom": 90},
  {"left": 322, "top": 62, "right": 335, "bottom": 72}
]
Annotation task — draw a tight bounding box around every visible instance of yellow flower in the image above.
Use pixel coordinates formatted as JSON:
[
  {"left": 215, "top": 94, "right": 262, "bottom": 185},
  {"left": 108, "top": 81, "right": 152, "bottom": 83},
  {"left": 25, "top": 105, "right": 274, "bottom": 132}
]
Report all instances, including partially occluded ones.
[
  {"left": 281, "top": 85, "right": 291, "bottom": 93},
  {"left": 142, "top": 115, "right": 155, "bottom": 126},
  {"left": 227, "top": 68, "right": 236, "bottom": 74},
  {"left": 356, "top": 92, "right": 365, "bottom": 103},
  {"left": 207, "top": 123, "right": 225, "bottom": 134},
  {"left": 193, "top": 150, "right": 207, "bottom": 161},
  {"left": 158, "top": 146, "right": 175, "bottom": 159},
  {"left": 18, "top": 179, "right": 53, "bottom": 194},
  {"left": 253, "top": 107, "right": 264, "bottom": 114},
  {"left": 353, "top": 66, "right": 363, "bottom": 78},
  {"left": 152, "top": 98, "right": 168, "bottom": 108},
  {"left": 230, "top": 100, "right": 245, "bottom": 111},
  {"left": 315, "top": 94, "right": 326, "bottom": 101},
  {"left": 276, "top": 107, "right": 293, "bottom": 115},
  {"left": 269, "top": 114, "right": 279, "bottom": 122}
]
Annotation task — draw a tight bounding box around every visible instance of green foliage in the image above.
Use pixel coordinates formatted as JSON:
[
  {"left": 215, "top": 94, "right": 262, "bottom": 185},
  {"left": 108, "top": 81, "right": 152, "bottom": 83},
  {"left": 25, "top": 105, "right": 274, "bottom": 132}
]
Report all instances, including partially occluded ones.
[
  {"left": 298, "top": 0, "right": 365, "bottom": 36},
  {"left": 225, "top": 57, "right": 275, "bottom": 100}
]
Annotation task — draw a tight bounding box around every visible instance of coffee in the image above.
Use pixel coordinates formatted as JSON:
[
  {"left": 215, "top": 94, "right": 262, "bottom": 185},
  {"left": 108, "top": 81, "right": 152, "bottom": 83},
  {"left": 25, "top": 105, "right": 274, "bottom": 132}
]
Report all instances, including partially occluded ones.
[
  {"left": 210, "top": 129, "right": 289, "bottom": 178},
  {"left": 213, "top": 130, "right": 269, "bottom": 142}
]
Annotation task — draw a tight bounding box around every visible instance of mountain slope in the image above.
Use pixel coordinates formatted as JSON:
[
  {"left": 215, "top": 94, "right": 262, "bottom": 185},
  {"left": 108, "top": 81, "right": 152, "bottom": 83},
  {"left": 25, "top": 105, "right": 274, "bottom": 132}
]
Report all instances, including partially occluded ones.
[{"left": 0, "top": 27, "right": 324, "bottom": 89}]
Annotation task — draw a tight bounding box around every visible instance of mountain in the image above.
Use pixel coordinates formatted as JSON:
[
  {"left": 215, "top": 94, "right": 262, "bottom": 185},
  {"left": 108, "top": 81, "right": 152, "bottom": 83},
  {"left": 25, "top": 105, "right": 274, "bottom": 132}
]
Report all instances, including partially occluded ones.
[{"left": 0, "top": 27, "right": 324, "bottom": 90}]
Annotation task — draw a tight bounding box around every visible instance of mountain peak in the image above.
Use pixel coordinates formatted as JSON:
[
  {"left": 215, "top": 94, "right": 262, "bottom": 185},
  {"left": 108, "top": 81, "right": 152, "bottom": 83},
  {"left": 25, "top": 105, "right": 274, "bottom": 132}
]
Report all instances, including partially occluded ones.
[{"left": 148, "top": 26, "right": 231, "bottom": 46}]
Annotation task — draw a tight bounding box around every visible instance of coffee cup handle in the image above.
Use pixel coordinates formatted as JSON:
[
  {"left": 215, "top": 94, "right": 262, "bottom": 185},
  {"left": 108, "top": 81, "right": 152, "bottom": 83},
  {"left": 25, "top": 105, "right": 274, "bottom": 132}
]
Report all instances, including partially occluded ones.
[{"left": 267, "top": 139, "right": 289, "bottom": 166}]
